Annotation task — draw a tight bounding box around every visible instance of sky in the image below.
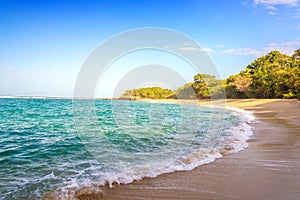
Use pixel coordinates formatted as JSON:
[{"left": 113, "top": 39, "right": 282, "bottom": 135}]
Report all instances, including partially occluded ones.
[{"left": 0, "top": 0, "right": 299, "bottom": 97}]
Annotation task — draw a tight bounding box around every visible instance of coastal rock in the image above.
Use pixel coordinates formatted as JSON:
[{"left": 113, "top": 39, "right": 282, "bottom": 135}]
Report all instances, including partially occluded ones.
[
  {"left": 220, "top": 147, "right": 234, "bottom": 156},
  {"left": 40, "top": 192, "right": 58, "bottom": 200},
  {"left": 75, "top": 187, "right": 104, "bottom": 200}
]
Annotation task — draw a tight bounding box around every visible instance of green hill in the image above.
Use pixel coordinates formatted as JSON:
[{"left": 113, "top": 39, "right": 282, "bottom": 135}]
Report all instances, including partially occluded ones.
[
  {"left": 226, "top": 49, "right": 300, "bottom": 98},
  {"left": 120, "top": 49, "right": 300, "bottom": 100},
  {"left": 120, "top": 87, "right": 175, "bottom": 100}
]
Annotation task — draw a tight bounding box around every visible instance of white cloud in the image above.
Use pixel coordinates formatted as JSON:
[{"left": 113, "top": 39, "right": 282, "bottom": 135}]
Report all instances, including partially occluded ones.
[
  {"left": 179, "top": 47, "right": 213, "bottom": 52},
  {"left": 221, "top": 39, "right": 300, "bottom": 56},
  {"left": 254, "top": 0, "right": 298, "bottom": 6},
  {"left": 164, "top": 44, "right": 213, "bottom": 53},
  {"left": 266, "top": 5, "right": 278, "bottom": 10},
  {"left": 263, "top": 39, "right": 300, "bottom": 54},
  {"left": 202, "top": 48, "right": 214, "bottom": 52},
  {"left": 253, "top": 0, "right": 298, "bottom": 15},
  {"left": 222, "top": 48, "right": 263, "bottom": 56}
]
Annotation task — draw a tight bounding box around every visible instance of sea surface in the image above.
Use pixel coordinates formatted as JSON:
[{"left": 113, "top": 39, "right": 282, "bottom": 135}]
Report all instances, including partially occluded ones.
[{"left": 0, "top": 98, "right": 254, "bottom": 199}]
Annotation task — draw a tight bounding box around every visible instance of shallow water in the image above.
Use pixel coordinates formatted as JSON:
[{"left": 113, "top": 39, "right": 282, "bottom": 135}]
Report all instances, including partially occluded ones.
[{"left": 0, "top": 98, "right": 253, "bottom": 199}]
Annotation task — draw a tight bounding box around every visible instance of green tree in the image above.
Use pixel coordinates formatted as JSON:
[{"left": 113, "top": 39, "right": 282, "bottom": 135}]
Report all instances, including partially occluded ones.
[{"left": 226, "top": 49, "right": 300, "bottom": 99}]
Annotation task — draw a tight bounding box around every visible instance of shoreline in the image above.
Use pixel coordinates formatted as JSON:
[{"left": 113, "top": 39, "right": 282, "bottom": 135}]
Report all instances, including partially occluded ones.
[{"left": 43, "top": 99, "right": 300, "bottom": 200}]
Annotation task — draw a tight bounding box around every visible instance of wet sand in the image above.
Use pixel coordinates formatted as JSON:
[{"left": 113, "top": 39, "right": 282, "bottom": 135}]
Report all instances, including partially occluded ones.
[{"left": 75, "top": 99, "right": 300, "bottom": 200}]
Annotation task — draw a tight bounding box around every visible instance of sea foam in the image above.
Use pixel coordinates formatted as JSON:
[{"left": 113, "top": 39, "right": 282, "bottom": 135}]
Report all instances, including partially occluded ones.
[{"left": 56, "top": 104, "right": 255, "bottom": 199}]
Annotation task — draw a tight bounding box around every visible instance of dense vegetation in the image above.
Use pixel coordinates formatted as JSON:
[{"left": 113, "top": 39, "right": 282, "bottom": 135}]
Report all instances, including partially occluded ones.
[
  {"left": 120, "top": 87, "right": 175, "bottom": 99},
  {"left": 174, "top": 73, "right": 225, "bottom": 99},
  {"left": 120, "top": 49, "right": 300, "bottom": 99},
  {"left": 226, "top": 49, "right": 300, "bottom": 98}
]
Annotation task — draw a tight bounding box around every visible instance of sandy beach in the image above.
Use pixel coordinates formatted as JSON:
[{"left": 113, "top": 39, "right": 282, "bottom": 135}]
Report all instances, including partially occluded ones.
[{"left": 72, "top": 99, "right": 300, "bottom": 200}]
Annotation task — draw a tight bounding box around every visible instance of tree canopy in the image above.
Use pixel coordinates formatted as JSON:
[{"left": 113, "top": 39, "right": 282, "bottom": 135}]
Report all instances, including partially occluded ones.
[
  {"left": 226, "top": 49, "right": 300, "bottom": 99},
  {"left": 120, "top": 49, "right": 300, "bottom": 100},
  {"left": 120, "top": 87, "right": 175, "bottom": 100}
]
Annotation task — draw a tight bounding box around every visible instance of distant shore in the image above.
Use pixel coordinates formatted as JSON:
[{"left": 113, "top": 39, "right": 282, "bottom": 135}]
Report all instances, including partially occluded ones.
[{"left": 72, "top": 99, "right": 300, "bottom": 200}]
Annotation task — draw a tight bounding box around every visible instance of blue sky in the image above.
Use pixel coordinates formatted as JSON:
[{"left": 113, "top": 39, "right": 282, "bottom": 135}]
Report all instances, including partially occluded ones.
[{"left": 0, "top": 0, "right": 299, "bottom": 97}]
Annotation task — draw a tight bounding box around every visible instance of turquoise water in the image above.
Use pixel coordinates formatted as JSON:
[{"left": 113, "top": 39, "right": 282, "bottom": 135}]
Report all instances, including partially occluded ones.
[{"left": 0, "top": 98, "right": 253, "bottom": 199}]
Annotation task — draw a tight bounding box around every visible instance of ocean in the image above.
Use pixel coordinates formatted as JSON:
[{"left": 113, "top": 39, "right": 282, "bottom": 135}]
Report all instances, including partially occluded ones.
[{"left": 0, "top": 98, "right": 254, "bottom": 199}]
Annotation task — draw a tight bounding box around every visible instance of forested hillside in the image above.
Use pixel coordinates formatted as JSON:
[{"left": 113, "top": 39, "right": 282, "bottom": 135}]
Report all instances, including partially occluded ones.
[
  {"left": 226, "top": 49, "right": 300, "bottom": 98},
  {"left": 120, "top": 49, "right": 300, "bottom": 99},
  {"left": 120, "top": 87, "right": 175, "bottom": 100}
]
